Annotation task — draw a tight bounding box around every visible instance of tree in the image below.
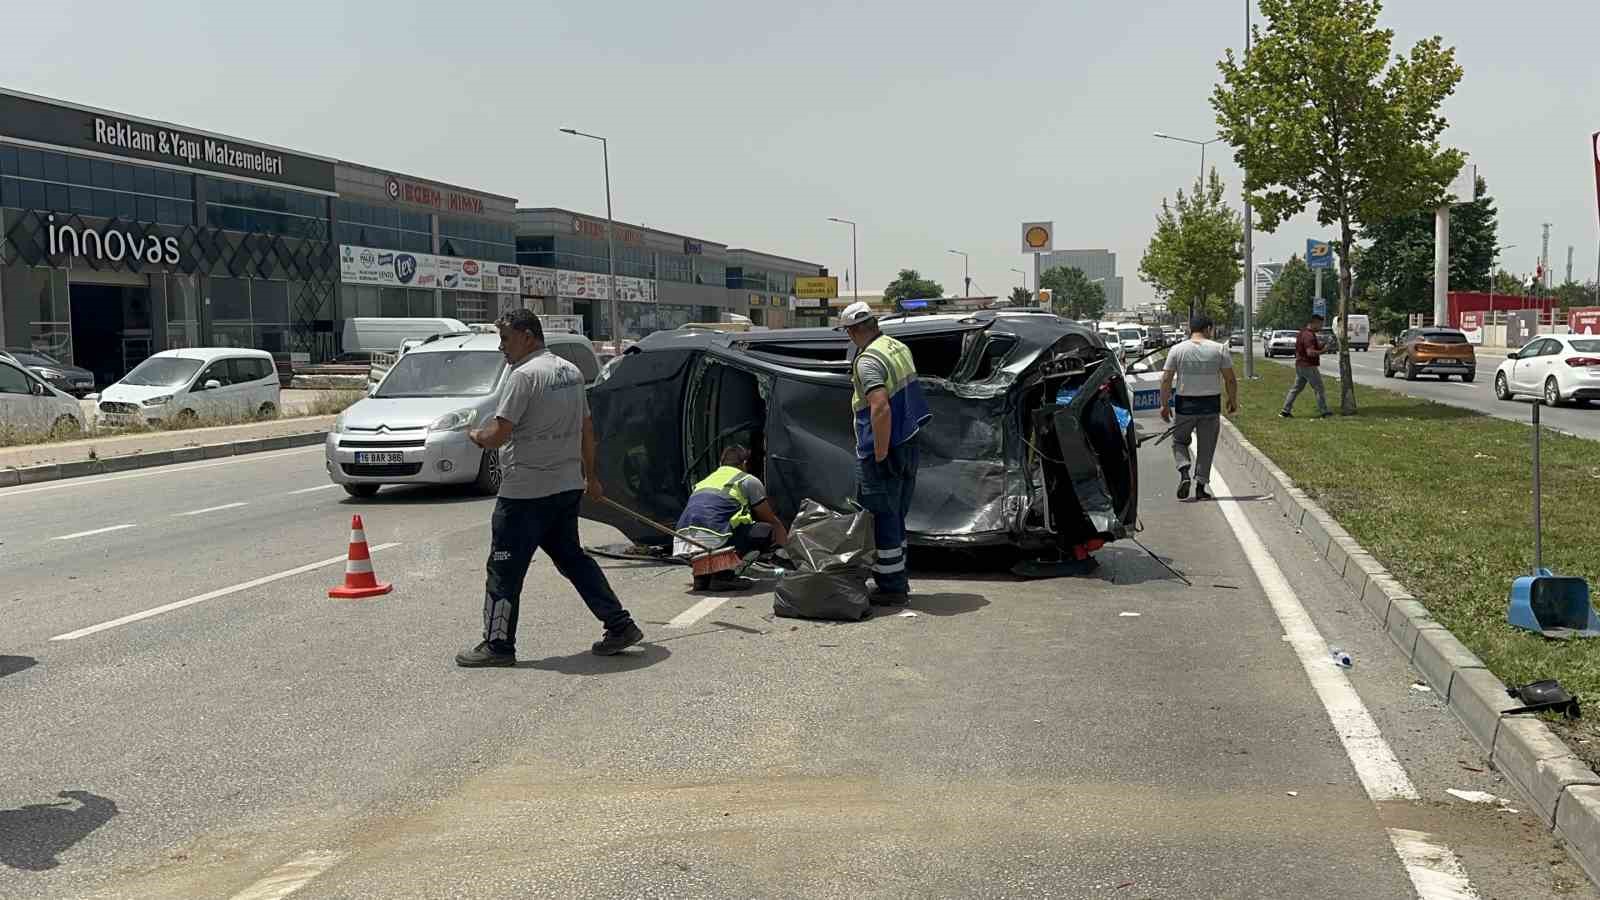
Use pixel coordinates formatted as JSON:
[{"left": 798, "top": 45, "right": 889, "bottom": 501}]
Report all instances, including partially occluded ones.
[
  {"left": 1256, "top": 256, "right": 1316, "bottom": 330},
  {"left": 1038, "top": 266, "right": 1106, "bottom": 319},
  {"left": 1214, "top": 0, "right": 1465, "bottom": 414},
  {"left": 883, "top": 269, "right": 944, "bottom": 307},
  {"left": 1361, "top": 176, "right": 1498, "bottom": 332},
  {"left": 1009, "top": 286, "right": 1033, "bottom": 306},
  {"left": 1137, "top": 168, "right": 1244, "bottom": 324},
  {"left": 1552, "top": 280, "right": 1599, "bottom": 311},
  {"left": 1491, "top": 269, "right": 1525, "bottom": 297}
]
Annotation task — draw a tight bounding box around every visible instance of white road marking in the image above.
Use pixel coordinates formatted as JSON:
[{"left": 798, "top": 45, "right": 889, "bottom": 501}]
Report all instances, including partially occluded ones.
[
  {"left": 1386, "top": 829, "right": 1480, "bottom": 900},
  {"left": 1209, "top": 468, "right": 1478, "bottom": 898},
  {"left": 52, "top": 523, "right": 136, "bottom": 540},
  {"left": 0, "top": 446, "right": 321, "bottom": 500},
  {"left": 49, "top": 543, "right": 400, "bottom": 641},
  {"left": 176, "top": 501, "right": 248, "bottom": 517},
  {"left": 666, "top": 597, "right": 728, "bottom": 628},
  {"left": 226, "top": 849, "right": 347, "bottom": 900},
  {"left": 288, "top": 484, "right": 340, "bottom": 495}
]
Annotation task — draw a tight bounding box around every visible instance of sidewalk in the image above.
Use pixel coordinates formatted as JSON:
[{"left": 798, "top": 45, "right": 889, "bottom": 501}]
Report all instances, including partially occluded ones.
[{"left": 0, "top": 414, "right": 334, "bottom": 472}]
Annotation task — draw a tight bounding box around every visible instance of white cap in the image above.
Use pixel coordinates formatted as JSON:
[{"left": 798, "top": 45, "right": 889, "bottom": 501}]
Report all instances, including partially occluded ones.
[{"left": 834, "top": 300, "right": 878, "bottom": 330}]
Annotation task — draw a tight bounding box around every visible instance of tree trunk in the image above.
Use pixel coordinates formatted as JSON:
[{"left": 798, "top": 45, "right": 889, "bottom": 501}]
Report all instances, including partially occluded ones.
[{"left": 1337, "top": 217, "right": 1358, "bottom": 414}]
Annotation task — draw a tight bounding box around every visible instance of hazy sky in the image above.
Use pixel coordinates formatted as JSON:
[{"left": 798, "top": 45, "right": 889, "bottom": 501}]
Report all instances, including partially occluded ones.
[{"left": 5, "top": 1, "right": 1597, "bottom": 304}]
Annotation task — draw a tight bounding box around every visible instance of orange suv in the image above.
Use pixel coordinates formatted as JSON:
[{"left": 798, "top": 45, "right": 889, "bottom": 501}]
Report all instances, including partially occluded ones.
[{"left": 1383, "top": 327, "right": 1476, "bottom": 382}]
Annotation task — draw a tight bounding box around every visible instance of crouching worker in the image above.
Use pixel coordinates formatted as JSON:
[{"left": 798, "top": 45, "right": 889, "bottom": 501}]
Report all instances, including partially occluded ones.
[{"left": 675, "top": 446, "right": 790, "bottom": 590}]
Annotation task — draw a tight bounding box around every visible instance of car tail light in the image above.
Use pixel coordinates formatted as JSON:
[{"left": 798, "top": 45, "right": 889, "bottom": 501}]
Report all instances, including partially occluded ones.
[{"left": 1564, "top": 357, "right": 1600, "bottom": 367}]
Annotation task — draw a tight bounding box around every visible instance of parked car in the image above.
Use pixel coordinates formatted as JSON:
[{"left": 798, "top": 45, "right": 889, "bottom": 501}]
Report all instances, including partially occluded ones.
[
  {"left": 0, "top": 354, "right": 83, "bottom": 436},
  {"left": 1494, "top": 336, "right": 1600, "bottom": 406},
  {"left": 326, "top": 331, "right": 601, "bottom": 498},
  {"left": 1227, "top": 332, "right": 1244, "bottom": 347},
  {"left": 586, "top": 311, "right": 1141, "bottom": 560},
  {"left": 95, "top": 348, "right": 281, "bottom": 426},
  {"left": 2, "top": 347, "right": 95, "bottom": 396},
  {"left": 1265, "top": 330, "right": 1299, "bottom": 358},
  {"left": 1383, "top": 327, "right": 1474, "bottom": 382}
]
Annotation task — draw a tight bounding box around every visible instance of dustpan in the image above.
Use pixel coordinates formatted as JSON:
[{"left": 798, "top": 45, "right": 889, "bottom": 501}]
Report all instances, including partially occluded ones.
[{"left": 1507, "top": 401, "right": 1598, "bottom": 639}]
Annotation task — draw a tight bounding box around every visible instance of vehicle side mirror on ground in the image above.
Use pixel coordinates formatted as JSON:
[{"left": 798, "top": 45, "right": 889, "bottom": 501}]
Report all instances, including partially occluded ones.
[{"left": 204, "top": 379, "right": 223, "bottom": 390}]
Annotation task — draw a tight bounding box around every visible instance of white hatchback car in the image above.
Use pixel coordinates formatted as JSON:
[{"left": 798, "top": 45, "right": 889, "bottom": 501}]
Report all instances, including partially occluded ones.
[
  {"left": 0, "top": 354, "right": 84, "bottom": 436},
  {"left": 1495, "top": 335, "right": 1600, "bottom": 407},
  {"left": 326, "top": 331, "right": 600, "bottom": 497},
  {"left": 96, "top": 348, "right": 281, "bottom": 426}
]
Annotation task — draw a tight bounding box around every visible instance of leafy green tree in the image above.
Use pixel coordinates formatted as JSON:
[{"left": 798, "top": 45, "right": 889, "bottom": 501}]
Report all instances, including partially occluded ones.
[
  {"left": 1552, "top": 280, "right": 1600, "bottom": 311},
  {"left": 1039, "top": 266, "right": 1107, "bottom": 319},
  {"left": 1361, "top": 176, "right": 1497, "bottom": 329},
  {"left": 1009, "top": 286, "right": 1033, "bottom": 306},
  {"left": 1491, "top": 269, "right": 1526, "bottom": 297},
  {"left": 1214, "top": 0, "right": 1465, "bottom": 414},
  {"left": 1256, "top": 256, "right": 1316, "bottom": 330},
  {"left": 883, "top": 269, "right": 945, "bottom": 306},
  {"left": 1138, "top": 168, "right": 1243, "bottom": 323}
]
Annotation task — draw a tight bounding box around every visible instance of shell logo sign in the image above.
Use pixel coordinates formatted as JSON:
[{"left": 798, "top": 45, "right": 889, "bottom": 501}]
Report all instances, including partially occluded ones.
[{"left": 1021, "top": 221, "right": 1053, "bottom": 253}]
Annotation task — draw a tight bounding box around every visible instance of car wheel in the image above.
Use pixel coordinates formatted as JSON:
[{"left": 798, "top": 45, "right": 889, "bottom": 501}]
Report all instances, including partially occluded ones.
[
  {"left": 173, "top": 408, "right": 198, "bottom": 427},
  {"left": 1460, "top": 370, "right": 1475, "bottom": 384},
  {"left": 1494, "top": 373, "right": 1512, "bottom": 400},
  {"left": 1545, "top": 377, "right": 1563, "bottom": 407},
  {"left": 257, "top": 402, "right": 277, "bottom": 420},
  {"left": 1405, "top": 359, "right": 1419, "bottom": 381},
  {"left": 50, "top": 415, "right": 79, "bottom": 437},
  {"left": 343, "top": 483, "right": 380, "bottom": 498},
  {"left": 473, "top": 448, "right": 502, "bottom": 496}
]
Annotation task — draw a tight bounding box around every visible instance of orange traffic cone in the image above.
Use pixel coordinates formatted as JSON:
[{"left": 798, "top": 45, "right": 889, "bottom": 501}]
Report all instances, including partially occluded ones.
[{"left": 329, "top": 514, "right": 393, "bottom": 599}]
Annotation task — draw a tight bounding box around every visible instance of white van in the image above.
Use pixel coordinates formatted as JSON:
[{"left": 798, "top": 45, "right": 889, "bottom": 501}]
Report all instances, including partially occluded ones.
[
  {"left": 1334, "top": 315, "right": 1371, "bottom": 352},
  {"left": 96, "top": 348, "right": 281, "bottom": 426},
  {"left": 342, "top": 318, "right": 470, "bottom": 355}
]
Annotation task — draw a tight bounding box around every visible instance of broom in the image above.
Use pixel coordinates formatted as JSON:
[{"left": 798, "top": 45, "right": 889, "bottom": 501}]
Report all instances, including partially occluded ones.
[{"left": 595, "top": 496, "right": 745, "bottom": 578}]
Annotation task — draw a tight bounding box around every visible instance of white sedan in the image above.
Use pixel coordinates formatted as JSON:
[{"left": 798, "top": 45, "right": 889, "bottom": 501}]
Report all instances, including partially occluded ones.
[
  {"left": 1264, "top": 330, "right": 1299, "bottom": 358},
  {"left": 1494, "top": 335, "right": 1600, "bottom": 407},
  {"left": 0, "top": 354, "right": 84, "bottom": 435}
]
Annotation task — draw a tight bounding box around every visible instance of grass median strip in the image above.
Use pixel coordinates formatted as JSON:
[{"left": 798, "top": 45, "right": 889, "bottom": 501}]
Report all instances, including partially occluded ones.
[{"left": 1229, "top": 356, "right": 1600, "bottom": 758}]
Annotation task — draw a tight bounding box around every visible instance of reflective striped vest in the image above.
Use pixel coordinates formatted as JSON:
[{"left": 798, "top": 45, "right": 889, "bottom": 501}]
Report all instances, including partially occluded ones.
[
  {"left": 851, "top": 334, "right": 931, "bottom": 459},
  {"left": 675, "top": 465, "right": 756, "bottom": 537}
]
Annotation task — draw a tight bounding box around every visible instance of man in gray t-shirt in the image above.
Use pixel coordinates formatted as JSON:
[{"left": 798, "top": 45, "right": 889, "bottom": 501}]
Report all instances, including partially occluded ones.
[
  {"left": 454, "top": 310, "right": 641, "bottom": 668},
  {"left": 1159, "top": 316, "right": 1239, "bottom": 502}
]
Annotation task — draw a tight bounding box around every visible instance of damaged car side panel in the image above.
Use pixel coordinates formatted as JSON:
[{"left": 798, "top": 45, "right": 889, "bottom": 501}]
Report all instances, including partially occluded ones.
[{"left": 585, "top": 312, "right": 1139, "bottom": 557}]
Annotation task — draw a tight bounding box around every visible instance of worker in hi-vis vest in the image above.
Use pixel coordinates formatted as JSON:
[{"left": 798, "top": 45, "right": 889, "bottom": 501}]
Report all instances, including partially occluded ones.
[
  {"left": 836, "top": 301, "right": 932, "bottom": 602},
  {"left": 674, "top": 445, "right": 790, "bottom": 590}
]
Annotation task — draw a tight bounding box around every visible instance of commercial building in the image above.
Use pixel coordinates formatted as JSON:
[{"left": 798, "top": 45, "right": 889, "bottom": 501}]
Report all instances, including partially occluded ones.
[
  {"left": 1034, "top": 249, "right": 1125, "bottom": 311},
  {"left": 0, "top": 87, "right": 823, "bottom": 385}
]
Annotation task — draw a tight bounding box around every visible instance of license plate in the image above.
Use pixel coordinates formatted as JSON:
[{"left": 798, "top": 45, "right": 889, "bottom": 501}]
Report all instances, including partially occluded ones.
[{"left": 355, "top": 451, "right": 404, "bottom": 464}]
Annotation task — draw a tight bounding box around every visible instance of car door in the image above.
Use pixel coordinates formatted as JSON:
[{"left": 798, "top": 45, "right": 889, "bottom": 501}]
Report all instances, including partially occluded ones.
[
  {"left": 1513, "top": 339, "right": 1551, "bottom": 391},
  {"left": 232, "top": 357, "right": 274, "bottom": 415},
  {"left": 0, "top": 358, "right": 50, "bottom": 432},
  {"left": 187, "top": 359, "right": 234, "bottom": 418}
]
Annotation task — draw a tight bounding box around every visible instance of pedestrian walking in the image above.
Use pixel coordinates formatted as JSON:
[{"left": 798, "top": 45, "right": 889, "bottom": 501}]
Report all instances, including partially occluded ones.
[
  {"left": 1281, "top": 312, "right": 1332, "bottom": 418},
  {"left": 1158, "top": 315, "right": 1239, "bottom": 502},
  {"left": 455, "top": 309, "right": 642, "bottom": 668},
  {"left": 837, "top": 301, "right": 932, "bottom": 603}
]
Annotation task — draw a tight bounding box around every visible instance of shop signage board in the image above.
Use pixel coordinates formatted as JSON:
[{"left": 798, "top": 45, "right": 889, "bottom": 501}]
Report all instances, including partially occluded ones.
[{"left": 795, "top": 276, "right": 838, "bottom": 300}]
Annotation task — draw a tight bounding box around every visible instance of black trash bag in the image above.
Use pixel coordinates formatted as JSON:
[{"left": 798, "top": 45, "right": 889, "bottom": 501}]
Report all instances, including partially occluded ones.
[{"left": 774, "top": 499, "right": 875, "bottom": 622}]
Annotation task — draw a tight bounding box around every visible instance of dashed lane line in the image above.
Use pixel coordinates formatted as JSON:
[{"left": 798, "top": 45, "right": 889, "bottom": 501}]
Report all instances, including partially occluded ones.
[
  {"left": 176, "top": 501, "right": 248, "bottom": 517},
  {"left": 52, "top": 523, "right": 136, "bottom": 540}
]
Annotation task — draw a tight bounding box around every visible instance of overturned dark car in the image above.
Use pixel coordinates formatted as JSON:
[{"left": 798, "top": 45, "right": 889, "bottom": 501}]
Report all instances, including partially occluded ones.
[{"left": 584, "top": 310, "right": 1140, "bottom": 560}]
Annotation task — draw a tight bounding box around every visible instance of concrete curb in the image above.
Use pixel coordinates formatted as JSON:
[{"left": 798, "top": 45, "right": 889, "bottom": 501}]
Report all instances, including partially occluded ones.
[
  {"left": 1218, "top": 418, "right": 1600, "bottom": 884},
  {"left": 1, "top": 431, "right": 327, "bottom": 487}
]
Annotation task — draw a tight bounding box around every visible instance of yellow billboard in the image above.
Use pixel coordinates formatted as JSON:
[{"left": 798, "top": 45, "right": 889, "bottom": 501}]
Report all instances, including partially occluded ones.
[{"left": 795, "top": 276, "right": 839, "bottom": 300}]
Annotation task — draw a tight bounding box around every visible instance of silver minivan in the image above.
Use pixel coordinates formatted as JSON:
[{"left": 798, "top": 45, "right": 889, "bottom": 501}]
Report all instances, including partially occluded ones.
[{"left": 326, "top": 331, "right": 600, "bottom": 497}]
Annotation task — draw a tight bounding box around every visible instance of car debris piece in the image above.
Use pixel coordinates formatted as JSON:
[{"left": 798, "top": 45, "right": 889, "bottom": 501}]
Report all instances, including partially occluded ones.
[{"left": 1503, "top": 679, "right": 1582, "bottom": 719}]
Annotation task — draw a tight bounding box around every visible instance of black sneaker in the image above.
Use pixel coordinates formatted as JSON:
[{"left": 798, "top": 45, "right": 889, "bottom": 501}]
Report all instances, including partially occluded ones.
[
  {"left": 592, "top": 622, "right": 644, "bottom": 656},
  {"left": 1279, "top": 410, "right": 1293, "bottom": 418},
  {"left": 1318, "top": 412, "right": 1334, "bottom": 419},
  {"left": 1176, "top": 478, "right": 1192, "bottom": 500},
  {"left": 1194, "top": 483, "right": 1214, "bottom": 501},
  {"left": 870, "top": 587, "right": 910, "bottom": 607},
  {"left": 455, "top": 640, "right": 515, "bottom": 668}
]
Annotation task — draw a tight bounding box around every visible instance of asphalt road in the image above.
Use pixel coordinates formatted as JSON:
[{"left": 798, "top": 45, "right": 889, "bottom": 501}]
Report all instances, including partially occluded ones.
[
  {"left": 2, "top": 443, "right": 1594, "bottom": 898},
  {"left": 1251, "top": 339, "right": 1600, "bottom": 440}
]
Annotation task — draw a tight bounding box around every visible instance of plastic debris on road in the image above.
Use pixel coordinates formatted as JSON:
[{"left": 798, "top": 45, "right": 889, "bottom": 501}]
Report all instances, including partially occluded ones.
[
  {"left": 1445, "top": 789, "right": 1501, "bottom": 804},
  {"left": 1119, "top": 611, "right": 1142, "bottom": 617},
  {"left": 1410, "top": 682, "right": 1433, "bottom": 693},
  {"left": 1330, "top": 647, "right": 1353, "bottom": 668},
  {"left": 897, "top": 610, "right": 918, "bottom": 618}
]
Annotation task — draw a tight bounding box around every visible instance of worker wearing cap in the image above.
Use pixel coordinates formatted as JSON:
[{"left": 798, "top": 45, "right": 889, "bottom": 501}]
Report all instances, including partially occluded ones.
[{"left": 837, "top": 301, "right": 932, "bottom": 602}]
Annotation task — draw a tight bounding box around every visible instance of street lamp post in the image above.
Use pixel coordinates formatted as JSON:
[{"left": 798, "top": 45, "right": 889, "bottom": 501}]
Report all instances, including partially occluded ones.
[
  {"left": 1490, "top": 243, "right": 1518, "bottom": 330},
  {"left": 948, "top": 249, "right": 969, "bottom": 298},
  {"left": 1010, "top": 267, "right": 1027, "bottom": 301},
  {"left": 827, "top": 217, "right": 859, "bottom": 304},
  {"left": 559, "top": 128, "right": 619, "bottom": 345},
  {"left": 1153, "top": 131, "right": 1223, "bottom": 184}
]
